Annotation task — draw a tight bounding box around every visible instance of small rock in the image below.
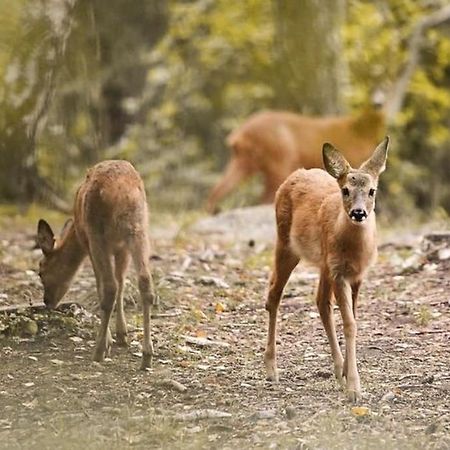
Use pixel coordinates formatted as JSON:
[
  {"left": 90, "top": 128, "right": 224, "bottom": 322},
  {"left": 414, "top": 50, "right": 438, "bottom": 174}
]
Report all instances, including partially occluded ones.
[
  {"left": 21, "top": 319, "right": 38, "bottom": 337},
  {"left": 285, "top": 406, "right": 297, "bottom": 420},
  {"left": 252, "top": 409, "right": 276, "bottom": 420},
  {"left": 198, "top": 276, "right": 230, "bottom": 289},
  {"left": 381, "top": 391, "right": 396, "bottom": 402}
]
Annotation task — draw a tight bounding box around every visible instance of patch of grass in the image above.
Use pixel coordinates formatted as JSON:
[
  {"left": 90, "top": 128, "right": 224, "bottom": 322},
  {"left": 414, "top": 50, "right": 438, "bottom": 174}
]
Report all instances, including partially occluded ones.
[
  {"left": 243, "top": 248, "right": 273, "bottom": 270},
  {"left": 414, "top": 304, "right": 432, "bottom": 327}
]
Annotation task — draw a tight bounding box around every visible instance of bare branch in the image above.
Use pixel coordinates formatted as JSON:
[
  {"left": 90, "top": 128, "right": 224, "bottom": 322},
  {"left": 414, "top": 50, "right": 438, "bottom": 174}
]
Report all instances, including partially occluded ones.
[{"left": 385, "top": 4, "right": 450, "bottom": 122}]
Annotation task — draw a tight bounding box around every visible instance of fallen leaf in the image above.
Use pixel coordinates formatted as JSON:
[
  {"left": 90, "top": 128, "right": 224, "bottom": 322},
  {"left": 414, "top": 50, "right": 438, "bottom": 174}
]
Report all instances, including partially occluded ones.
[
  {"left": 215, "top": 302, "right": 226, "bottom": 313},
  {"left": 351, "top": 406, "right": 370, "bottom": 416}
]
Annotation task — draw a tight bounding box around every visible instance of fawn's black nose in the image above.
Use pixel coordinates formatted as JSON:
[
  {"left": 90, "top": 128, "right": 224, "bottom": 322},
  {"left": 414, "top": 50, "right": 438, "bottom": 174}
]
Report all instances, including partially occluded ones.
[{"left": 350, "top": 209, "right": 368, "bottom": 222}]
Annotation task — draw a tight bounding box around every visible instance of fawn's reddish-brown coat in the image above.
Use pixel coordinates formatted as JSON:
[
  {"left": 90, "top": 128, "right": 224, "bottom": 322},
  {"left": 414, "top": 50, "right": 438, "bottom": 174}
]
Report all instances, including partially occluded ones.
[
  {"left": 264, "top": 137, "right": 389, "bottom": 402},
  {"left": 37, "top": 160, "right": 156, "bottom": 369}
]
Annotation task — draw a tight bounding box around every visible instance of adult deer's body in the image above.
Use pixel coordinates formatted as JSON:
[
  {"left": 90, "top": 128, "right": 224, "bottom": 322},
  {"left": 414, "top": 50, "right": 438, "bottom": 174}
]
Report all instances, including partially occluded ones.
[
  {"left": 264, "top": 137, "right": 389, "bottom": 402},
  {"left": 37, "top": 160, "right": 156, "bottom": 369},
  {"left": 206, "top": 108, "right": 385, "bottom": 213}
]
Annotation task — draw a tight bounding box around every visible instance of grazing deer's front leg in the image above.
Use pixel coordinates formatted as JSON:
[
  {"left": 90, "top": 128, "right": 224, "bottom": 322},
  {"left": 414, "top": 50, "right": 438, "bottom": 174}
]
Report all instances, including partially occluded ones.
[
  {"left": 114, "top": 249, "right": 131, "bottom": 346},
  {"left": 265, "top": 241, "right": 299, "bottom": 382},
  {"left": 317, "top": 272, "right": 344, "bottom": 386},
  {"left": 206, "top": 158, "right": 250, "bottom": 214},
  {"left": 90, "top": 242, "right": 116, "bottom": 362},
  {"left": 333, "top": 277, "right": 361, "bottom": 402},
  {"left": 131, "top": 237, "right": 156, "bottom": 370}
]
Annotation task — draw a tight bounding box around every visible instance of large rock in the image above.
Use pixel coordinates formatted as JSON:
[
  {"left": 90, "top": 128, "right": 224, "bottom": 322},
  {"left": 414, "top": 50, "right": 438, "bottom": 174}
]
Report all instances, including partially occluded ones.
[{"left": 191, "top": 205, "right": 276, "bottom": 243}]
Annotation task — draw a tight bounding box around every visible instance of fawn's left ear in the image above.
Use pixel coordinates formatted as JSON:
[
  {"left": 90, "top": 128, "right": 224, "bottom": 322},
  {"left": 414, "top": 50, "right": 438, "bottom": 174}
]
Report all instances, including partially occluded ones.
[
  {"left": 360, "top": 136, "right": 389, "bottom": 177},
  {"left": 323, "top": 143, "right": 351, "bottom": 179},
  {"left": 37, "top": 219, "right": 55, "bottom": 255}
]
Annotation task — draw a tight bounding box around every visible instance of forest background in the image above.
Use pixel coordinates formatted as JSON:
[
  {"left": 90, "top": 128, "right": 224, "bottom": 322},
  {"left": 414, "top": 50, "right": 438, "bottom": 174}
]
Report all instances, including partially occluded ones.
[{"left": 0, "top": 0, "right": 449, "bottom": 221}]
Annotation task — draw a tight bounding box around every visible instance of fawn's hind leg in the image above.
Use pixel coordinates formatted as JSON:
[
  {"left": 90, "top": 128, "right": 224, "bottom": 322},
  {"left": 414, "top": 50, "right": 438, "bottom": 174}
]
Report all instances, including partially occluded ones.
[
  {"left": 265, "top": 240, "right": 299, "bottom": 382},
  {"left": 114, "top": 249, "right": 131, "bottom": 346},
  {"left": 131, "top": 235, "right": 156, "bottom": 370}
]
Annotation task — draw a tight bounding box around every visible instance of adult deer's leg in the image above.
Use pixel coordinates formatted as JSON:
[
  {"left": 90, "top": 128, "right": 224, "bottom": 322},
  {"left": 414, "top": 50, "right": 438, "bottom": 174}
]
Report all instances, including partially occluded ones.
[
  {"left": 265, "top": 240, "right": 299, "bottom": 381},
  {"left": 205, "top": 158, "right": 251, "bottom": 214},
  {"left": 131, "top": 235, "right": 156, "bottom": 370},
  {"left": 114, "top": 249, "right": 131, "bottom": 346},
  {"left": 90, "top": 239, "right": 117, "bottom": 362},
  {"left": 317, "top": 271, "right": 344, "bottom": 386},
  {"left": 333, "top": 277, "right": 361, "bottom": 402}
]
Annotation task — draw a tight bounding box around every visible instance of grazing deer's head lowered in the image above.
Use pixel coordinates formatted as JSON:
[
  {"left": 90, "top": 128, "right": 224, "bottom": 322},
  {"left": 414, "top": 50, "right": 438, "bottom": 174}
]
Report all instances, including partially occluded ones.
[
  {"left": 36, "top": 160, "right": 156, "bottom": 369},
  {"left": 206, "top": 108, "right": 386, "bottom": 214},
  {"left": 37, "top": 218, "right": 79, "bottom": 309},
  {"left": 264, "top": 137, "right": 389, "bottom": 402}
]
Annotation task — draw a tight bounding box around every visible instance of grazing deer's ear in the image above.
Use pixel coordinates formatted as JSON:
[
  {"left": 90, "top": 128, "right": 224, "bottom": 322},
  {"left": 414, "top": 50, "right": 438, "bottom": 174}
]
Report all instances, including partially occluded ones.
[
  {"left": 37, "top": 219, "right": 55, "bottom": 254},
  {"left": 360, "top": 136, "right": 389, "bottom": 177},
  {"left": 323, "top": 143, "right": 351, "bottom": 179},
  {"left": 60, "top": 218, "right": 74, "bottom": 238}
]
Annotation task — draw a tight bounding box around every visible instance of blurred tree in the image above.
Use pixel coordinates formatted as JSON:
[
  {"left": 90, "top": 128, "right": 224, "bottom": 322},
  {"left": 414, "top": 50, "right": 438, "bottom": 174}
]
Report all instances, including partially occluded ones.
[
  {"left": 0, "top": 0, "right": 76, "bottom": 209},
  {"left": 273, "top": 0, "right": 347, "bottom": 114}
]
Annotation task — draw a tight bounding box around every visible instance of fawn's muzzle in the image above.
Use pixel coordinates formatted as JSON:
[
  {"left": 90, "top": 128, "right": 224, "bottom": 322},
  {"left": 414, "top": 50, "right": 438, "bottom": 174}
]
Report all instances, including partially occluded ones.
[{"left": 350, "top": 209, "right": 368, "bottom": 222}]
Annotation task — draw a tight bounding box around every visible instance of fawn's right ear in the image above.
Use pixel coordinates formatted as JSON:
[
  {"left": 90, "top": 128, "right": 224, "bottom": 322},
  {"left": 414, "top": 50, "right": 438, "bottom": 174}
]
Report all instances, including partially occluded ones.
[
  {"left": 323, "top": 143, "right": 351, "bottom": 179},
  {"left": 37, "top": 219, "right": 55, "bottom": 254}
]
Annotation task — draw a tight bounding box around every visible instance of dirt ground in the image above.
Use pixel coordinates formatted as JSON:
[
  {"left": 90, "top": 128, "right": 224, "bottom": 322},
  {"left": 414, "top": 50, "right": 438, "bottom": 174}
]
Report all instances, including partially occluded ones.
[{"left": 0, "top": 207, "right": 449, "bottom": 450}]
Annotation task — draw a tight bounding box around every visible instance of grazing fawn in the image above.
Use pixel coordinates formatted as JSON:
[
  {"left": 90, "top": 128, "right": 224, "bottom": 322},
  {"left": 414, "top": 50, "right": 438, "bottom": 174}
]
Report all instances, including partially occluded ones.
[
  {"left": 206, "top": 108, "right": 385, "bottom": 214},
  {"left": 36, "top": 160, "right": 156, "bottom": 369},
  {"left": 264, "top": 137, "right": 389, "bottom": 402}
]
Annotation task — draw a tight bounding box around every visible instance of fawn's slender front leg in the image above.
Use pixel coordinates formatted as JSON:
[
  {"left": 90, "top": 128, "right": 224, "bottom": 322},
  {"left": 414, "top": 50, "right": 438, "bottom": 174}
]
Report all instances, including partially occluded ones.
[
  {"left": 90, "top": 241, "right": 116, "bottom": 362},
  {"left": 265, "top": 241, "right": 299, "bottom": 381},
  {"left": 114, "top": 249, "right": 131, "bottom": 346},
  {"left": 333, "top": 277, "right": 361, "bottom": 402},
  {"left": 317, "top": 272, "right": 344, "bottom": 386}
]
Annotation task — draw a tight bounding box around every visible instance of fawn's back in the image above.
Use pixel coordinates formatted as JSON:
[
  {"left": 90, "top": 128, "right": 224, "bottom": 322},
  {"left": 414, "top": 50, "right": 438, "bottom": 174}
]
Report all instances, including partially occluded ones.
[{"left": 75, "top": 160, "right": 149, "bottom": 249}]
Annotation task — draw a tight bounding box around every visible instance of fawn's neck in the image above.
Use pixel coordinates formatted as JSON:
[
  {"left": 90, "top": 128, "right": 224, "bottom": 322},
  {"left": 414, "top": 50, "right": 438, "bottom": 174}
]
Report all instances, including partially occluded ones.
[{"left": 56, "top": 223, "right": 87, "bottom": 281}]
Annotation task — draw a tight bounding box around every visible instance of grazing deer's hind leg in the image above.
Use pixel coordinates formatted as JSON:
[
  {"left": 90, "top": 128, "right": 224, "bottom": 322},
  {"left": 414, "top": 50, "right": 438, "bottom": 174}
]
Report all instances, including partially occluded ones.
[
  {"left": 317, "top": 272, "right": 344, "bottom": 387},
  {"left": 114, "top": 249, "right": 131, "bottom": 346},
  {"left": 265, "top": 241, "right": 299, "bottom": 382},
  {"left": 90, "top": 240, "right": 116, "bottom": 362},
  {"left": 334, "top": 277, "right": 361, "bottom": 402},
  {"left": 131, "top": 236, "right": 156, "bottom": 370}
]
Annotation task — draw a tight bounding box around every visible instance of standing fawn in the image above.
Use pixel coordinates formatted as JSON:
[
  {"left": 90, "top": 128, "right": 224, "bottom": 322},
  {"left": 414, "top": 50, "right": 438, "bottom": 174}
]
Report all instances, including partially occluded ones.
[
  {"left": 36, "top": 160, "right": 156, "bottom": 369},
  {"left": 264, "top": 137, "right": 389, "bottom": 402}
]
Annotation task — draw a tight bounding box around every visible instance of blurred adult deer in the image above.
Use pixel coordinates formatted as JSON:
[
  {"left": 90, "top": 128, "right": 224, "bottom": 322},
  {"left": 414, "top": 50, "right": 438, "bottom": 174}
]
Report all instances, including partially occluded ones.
[
  {"left": 36, "top": 160, "right": 156, "bottom": 369},
  {"left": 264, "top": 137, "right": 389, "bottom": 402},
  {"left": 206, "top": 108, "right": 385, "bottom": 213}
]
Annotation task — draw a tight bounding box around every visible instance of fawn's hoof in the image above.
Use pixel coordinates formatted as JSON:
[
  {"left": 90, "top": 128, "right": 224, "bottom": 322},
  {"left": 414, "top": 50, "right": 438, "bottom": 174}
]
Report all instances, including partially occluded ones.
[
  {"left": 115, "top": 333, "right": 128, "bottom": 347},
  {"left": 265, "top": 360, "right": 279, "bottom": 382},
  {"left": 346, "top": 389, "right": 362, "bottom": 403},
  {"left": 140, "top": 352, "right": 153, "bottom": 370}
]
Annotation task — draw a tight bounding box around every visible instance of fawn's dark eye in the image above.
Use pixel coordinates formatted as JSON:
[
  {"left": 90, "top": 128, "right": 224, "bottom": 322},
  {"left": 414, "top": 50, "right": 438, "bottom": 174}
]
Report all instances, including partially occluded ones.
[
  {"left": 369, "top": 188, "right": 376, "bottom": 197},
  {"left": 342, "top": 187, "right": 350, "bottom": 197}
]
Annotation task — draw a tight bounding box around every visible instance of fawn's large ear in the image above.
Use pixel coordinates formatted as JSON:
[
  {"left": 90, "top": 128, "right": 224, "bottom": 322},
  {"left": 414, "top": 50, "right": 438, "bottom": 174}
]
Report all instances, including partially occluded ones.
[
  {"left": 37, "top": 219, "right": 55, "bottom": 254},
  {"left": 60, "top": 218, "right": 74, "bottom": 239},
  {"left": 323, "top": 143, "right": 351, "bottom": 179},
  {"left": 360, "top": 136, "right": 389, "bottom": 177}
]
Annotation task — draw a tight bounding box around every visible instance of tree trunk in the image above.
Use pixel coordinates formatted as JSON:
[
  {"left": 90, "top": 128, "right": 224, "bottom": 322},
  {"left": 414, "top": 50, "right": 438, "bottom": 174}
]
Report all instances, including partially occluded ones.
[
  {"left": 0, "top": 0, "right": 76, "bottom": 209},
  {"left": 272, "top": 0, "right": 347, "bottom": 115}
]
